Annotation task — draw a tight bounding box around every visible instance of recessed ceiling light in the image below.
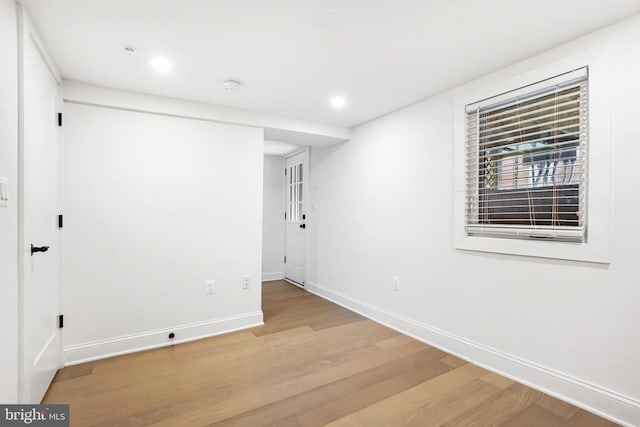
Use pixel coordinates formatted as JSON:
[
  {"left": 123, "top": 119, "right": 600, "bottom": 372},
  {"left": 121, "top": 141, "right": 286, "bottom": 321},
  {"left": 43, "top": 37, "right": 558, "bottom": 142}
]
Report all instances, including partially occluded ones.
[
  {"left": 330, "top": 95, "right": 346, "bottom": 109},
  {"left": 222, "top": 80, "right": 242, "bottom": 91},
  {"left": 150, "top": 56, "right": 173, "bottom": 74}
]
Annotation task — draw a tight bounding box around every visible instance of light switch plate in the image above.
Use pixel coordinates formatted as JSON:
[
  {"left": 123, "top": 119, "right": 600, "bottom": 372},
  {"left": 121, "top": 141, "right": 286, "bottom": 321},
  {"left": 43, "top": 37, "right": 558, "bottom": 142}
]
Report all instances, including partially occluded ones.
[{"left": 0, "top": 177, "right": 8, "bottom": 207}]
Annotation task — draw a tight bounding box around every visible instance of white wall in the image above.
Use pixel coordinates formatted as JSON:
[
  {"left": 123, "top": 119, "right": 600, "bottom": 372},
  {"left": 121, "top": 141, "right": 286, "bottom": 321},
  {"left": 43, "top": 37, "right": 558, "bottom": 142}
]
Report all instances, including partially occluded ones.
[
  {"left": 308, "top": 15, "right": 640, "bottom": 426},
  {"left": 262, "top": 155, "right": 284, "bottom": 281},
  {"left": 0, "top": 0, "right": 19, "bottom": 403},
  {"left": 63, "top": 80, "right": 350, "bottom": 147},
  {"left": 62, "top": 99, "right": 264, "bottom": 364}
]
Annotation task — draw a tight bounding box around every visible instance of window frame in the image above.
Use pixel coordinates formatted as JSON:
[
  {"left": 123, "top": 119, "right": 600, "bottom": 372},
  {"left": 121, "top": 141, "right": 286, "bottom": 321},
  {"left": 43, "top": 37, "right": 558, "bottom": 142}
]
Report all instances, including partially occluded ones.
[
  {"left": 465, "top": 68, "right": 588, "bottom": 242},
  {"left": 453, "top": 45, "right": 611, "bottom": 263}
]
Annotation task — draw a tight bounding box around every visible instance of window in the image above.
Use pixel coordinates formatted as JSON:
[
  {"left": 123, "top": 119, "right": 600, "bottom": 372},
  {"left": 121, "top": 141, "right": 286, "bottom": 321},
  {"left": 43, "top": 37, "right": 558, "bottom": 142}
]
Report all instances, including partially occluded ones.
[
  {"left": 288, "top": 162, "right": 303, "bottom": 222},
  {"left": 465, "top": 68, "right": 588, "bottom": 243},
  {"left": 454, "top": 47, "right": 611, "bottom": 263}
]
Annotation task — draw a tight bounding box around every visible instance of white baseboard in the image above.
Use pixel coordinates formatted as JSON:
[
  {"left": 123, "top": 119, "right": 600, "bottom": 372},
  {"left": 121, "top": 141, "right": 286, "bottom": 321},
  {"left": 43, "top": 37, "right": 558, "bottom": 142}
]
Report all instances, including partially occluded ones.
[
  {"left": 64, "top": 311, "right": 264, "bottom": 366},
  {"left": 307, "top": 282, "right": 639, "bottom": 427},
  {"left": 262, "top": 271, "right": 283, "bottom": 282}
]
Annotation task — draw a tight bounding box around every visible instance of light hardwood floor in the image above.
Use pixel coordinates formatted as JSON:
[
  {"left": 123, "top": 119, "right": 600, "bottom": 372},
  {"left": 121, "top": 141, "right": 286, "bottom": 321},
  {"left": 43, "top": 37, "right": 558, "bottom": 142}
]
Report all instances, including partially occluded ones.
[{"left": 44, "top": 280, "right": 618, "bottom": 426}]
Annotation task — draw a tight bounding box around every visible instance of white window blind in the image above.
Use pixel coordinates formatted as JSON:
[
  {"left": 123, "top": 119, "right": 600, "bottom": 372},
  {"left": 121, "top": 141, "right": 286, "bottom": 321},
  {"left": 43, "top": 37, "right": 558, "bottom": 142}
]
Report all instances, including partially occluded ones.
[{"left": 465, "top": 68, "right": 588, "bottom": 242}]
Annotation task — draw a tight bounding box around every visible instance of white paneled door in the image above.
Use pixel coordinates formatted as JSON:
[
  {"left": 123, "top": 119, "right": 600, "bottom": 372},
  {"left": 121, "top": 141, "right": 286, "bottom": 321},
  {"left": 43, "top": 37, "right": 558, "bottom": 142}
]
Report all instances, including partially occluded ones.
[
  {"left": 284, "top": 151, "right": 307, "bottom": 286},
  {"left": 20, "top": 11, "right": 63, "bottom": 403}
]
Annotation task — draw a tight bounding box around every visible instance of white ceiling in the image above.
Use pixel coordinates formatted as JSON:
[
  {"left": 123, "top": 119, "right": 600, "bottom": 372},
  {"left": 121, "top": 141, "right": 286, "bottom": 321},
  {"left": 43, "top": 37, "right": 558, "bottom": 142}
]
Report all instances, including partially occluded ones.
[
  {"left": 21, "top": 0, "right": 640, "bottom": 129},
  {"left": 264, "top": 140, "right": 300, "bottom": 156}
]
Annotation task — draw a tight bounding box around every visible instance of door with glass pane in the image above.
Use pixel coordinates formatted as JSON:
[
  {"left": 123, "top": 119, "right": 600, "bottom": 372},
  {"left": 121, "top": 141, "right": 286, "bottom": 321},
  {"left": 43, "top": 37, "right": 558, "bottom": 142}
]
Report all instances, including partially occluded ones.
[{"left": 284, "top": 151, "right": 306, "bottom": 286}]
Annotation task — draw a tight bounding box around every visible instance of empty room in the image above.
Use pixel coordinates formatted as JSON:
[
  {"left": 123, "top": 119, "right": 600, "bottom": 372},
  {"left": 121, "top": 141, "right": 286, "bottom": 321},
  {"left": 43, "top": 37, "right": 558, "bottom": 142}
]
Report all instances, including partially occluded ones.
[{"left": 1, "top": 0, "right": 639, "bottom": 425}]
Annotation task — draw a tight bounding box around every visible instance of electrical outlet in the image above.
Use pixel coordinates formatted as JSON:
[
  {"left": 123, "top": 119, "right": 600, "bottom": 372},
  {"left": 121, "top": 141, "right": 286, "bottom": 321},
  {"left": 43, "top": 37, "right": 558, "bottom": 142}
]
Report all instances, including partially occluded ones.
[
  {"left": 241, "top": 276, "right": 250, "bottom": 289},
  {"left": 392, "top": 276, "right": 400, "bottom": 291},
  {"left": 205, "top": 280, "right": 215, "bottom": 295}
]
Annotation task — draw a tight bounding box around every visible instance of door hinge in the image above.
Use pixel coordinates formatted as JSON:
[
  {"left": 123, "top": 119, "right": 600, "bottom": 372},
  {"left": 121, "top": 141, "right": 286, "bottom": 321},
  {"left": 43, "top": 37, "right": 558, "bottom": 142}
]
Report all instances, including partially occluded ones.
[
  {"left": 58, "top": 214, "right": 63, "bottom": 229},
  {"left": 284, "top": 168, "right": 287, "bottom": 176},
  {"left": 58, "top": 314, "right": 64, "bottom": 329},
  {"left": 284, "top": 211, "right": 287, "bottom": 220},
  {"left": 57, "top": 113, "right": 62, "bottom": 127},
  {"left": 284, "top": 256, "right": 286, "bottom": 263}
]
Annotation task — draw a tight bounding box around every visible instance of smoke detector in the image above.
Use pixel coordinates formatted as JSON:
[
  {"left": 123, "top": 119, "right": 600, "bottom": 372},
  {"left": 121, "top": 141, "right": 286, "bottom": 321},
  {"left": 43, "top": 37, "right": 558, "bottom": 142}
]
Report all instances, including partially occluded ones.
[
  {"left": 317, "top": 9, "right": 342, "bottom": 28},
  {"left": 222, "top": 80, "right": 242, "bottom": 92}
]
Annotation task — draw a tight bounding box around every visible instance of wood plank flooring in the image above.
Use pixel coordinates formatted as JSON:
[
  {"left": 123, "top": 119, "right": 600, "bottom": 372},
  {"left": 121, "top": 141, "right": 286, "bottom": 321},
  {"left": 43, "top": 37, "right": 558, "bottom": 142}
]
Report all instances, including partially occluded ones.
[{"left": 43, "top": 280, "right": 618, "bottom": 426}]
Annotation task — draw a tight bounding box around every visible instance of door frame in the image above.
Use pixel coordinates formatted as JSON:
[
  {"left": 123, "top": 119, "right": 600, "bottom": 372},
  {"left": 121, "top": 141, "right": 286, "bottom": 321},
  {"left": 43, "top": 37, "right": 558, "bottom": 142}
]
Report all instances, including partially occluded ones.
[
  {"left": 283, "top": 147, "right": 309, "bottom": 289},
  {"left": 17, "top": 5, "right": 64, "bottom": 403}
]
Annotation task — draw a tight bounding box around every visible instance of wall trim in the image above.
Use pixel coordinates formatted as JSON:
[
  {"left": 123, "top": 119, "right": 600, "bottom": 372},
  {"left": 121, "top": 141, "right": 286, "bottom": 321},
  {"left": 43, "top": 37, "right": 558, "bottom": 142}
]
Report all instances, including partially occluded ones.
[
  {"left": 262, "top": 271, "right": 283, "bottom": 282},
  {"left": 64, "top": 311, "right": 263, "bottom": 366},
  {"left": 307, "top": 282, "right": 639, "bottom": 427}
]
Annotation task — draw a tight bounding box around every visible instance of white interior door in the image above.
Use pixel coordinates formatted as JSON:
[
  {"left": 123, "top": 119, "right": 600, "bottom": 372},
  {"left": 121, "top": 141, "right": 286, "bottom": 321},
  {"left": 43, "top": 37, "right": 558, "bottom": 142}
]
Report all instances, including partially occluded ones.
[
  {"left": 284, "top": 151, "right": 307, "bottom": 286},
  {"left": 20, "top": 12, "right": 63, "bottom": 403}
]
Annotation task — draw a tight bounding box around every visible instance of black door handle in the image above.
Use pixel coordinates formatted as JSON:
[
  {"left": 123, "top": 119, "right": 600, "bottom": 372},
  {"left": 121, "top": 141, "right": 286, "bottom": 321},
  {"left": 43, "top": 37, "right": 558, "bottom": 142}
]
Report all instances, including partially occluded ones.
[
  {"left": 31, "top": 244, "right": 50, "bottom": 256},
  {"left": 299, "top": 224, "right": 306, "bottom": 229}
]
